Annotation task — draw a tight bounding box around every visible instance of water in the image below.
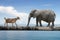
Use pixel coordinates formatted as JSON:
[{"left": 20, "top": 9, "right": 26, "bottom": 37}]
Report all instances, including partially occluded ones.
[{"left": 0, "top": 31, "right": 60, "bottom": 40}]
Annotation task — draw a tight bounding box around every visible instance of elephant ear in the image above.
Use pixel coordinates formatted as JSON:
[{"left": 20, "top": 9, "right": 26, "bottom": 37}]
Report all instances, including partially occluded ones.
[
  {"left": 31, "top": 10, "right": 37, "bottom": 18},
  {"left": 32, "top": 10, "right": 37, "bottom": 13},
  {"left": 30, "top": 9, "right": 37, "bottom": 17},
  {"left": 33, "top": 10, "right": 40, "bottom": 18}
]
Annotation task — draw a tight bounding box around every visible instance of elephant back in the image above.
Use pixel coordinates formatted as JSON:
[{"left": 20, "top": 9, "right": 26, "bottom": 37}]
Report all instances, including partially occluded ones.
[{"left": 38, "top": 10, "right": 56, "bottom": 22}]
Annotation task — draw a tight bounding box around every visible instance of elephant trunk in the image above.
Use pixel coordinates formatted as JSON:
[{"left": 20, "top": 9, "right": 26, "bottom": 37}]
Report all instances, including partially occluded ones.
[{"left": 27, "top": 15, "right": 31, "bottom": 26}]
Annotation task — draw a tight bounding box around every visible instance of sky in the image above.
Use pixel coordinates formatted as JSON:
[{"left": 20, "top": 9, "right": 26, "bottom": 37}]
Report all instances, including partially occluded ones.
[{"left": 0, "top": 0, "right": 60, "bottom": 26}]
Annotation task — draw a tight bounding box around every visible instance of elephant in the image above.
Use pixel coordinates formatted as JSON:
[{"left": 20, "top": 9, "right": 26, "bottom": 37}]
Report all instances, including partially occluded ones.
[{"left": 27, "top": 9, "right": 56, "bottom": 27}]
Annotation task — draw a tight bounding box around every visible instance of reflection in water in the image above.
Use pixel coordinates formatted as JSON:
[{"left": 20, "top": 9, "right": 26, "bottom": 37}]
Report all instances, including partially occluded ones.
[{"left": 0, "top": 31, "right": 60, "bottom": 40}]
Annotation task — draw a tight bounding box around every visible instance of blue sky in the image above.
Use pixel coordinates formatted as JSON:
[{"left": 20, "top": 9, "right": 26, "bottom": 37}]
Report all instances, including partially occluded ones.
[
  {"left": 0, "top": 0, "right": 60, "bottom": 12},
  {"left": 0, "top": 0, "right": 60, "bottom": 26}
]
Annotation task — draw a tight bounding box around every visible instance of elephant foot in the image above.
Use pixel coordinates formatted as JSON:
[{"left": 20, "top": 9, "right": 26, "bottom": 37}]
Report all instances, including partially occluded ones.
[
  {"left": 51, "top": 25, "right": 54, "bottom": 27},
  {"left": 36, "top": 24, "right": 38, "bottom": 27},
  {"left": 47, "top": 25, "right": 50, "bottom": 27},
  {"left": 40, "top": 25, "right": 42, "bottom": 27},
  {"left": 50, "top": 26, "right": 54, "bottom": 29},
  {"left": 36, "top": 26, "right": 38, "bottom": 27}
]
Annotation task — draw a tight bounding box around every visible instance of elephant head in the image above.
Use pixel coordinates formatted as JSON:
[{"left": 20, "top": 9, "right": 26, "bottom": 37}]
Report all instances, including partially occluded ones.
[{"left": 27, "top": 10, "right": 37, "bottom": 26}]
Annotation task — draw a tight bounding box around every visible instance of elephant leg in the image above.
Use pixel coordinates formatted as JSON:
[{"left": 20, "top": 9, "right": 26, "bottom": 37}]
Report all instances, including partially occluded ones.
[
  {"left": 39, "top": 20, "right": 42, "bottom": 27},
  {"left": 52, "top": 21, "right": 54, "bottom": 27},
  {"left": 47, "top": 22, "right": 50, "bottom": 27},
  {"left": 50, "top": 21, "right": 54, "bottom": 29},
  {"left": 36, "top": 17, "right": 38, "bottom": 26}
]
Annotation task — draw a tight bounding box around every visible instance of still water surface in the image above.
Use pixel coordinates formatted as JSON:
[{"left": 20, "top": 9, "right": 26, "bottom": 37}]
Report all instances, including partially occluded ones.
[{"left": 0, "top": 31, "right": 60, "bottom": 40}]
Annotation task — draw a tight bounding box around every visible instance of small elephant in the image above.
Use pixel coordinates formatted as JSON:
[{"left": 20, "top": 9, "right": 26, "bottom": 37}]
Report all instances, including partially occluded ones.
[{"left": 27, "top": 9, "right": 56, "bottom": 27}]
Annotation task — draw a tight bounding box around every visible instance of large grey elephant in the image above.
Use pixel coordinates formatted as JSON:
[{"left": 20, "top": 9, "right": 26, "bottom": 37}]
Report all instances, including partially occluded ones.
[{"left": 27, "top": 9, "right": 56, "bottom": 27}]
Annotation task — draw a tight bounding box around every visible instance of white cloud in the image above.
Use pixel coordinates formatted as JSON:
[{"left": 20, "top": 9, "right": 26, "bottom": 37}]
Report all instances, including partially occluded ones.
[
  {"left": 42, "top": 4, "right": 52, "bottom": 6},
  {"left": 0, "top": 6, "right": 23, "bottom": 16}
]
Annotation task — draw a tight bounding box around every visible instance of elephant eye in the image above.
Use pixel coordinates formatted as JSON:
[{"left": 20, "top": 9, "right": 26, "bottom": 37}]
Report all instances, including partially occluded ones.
[{"left": 30, "top": 13, "right": 33, "bottom": 17}]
